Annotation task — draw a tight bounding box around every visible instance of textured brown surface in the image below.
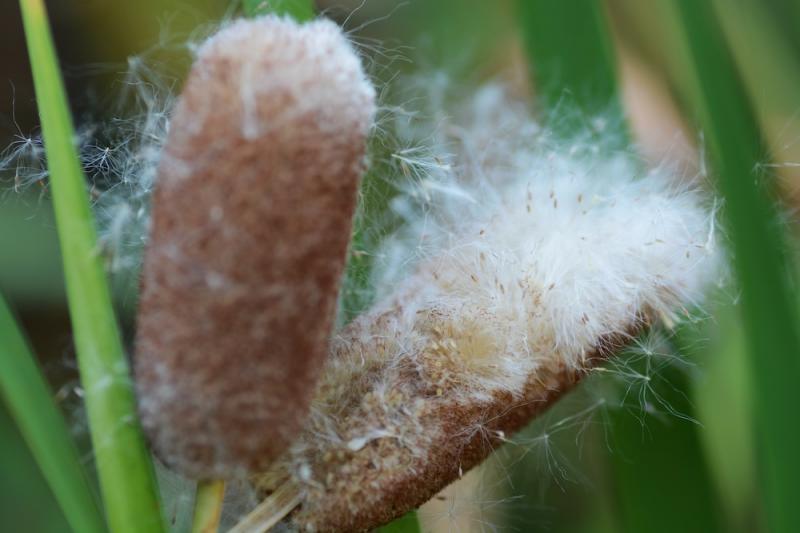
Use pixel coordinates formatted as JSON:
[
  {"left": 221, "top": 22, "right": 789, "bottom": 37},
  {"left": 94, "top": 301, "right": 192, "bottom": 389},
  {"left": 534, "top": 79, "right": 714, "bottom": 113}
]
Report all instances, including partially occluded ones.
[
  {"left": 296, "top": 331, "right": 634, "bottom": 532},
  {"left": 250, "top": 275, "right": 645, "bottom": 532},
  {"left": 134, "top": 18, "right": 375, "bottom": 478}
]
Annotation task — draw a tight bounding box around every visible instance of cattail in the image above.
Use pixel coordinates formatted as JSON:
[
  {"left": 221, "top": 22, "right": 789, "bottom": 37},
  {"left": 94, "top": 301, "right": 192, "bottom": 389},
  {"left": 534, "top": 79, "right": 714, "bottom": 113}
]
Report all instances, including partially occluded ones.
[
  {"left": 241, "top": 88, "right": 720, "bottom": 532},
  {"left": 134, "top": 16, "right": 376, "bottom": 478}
]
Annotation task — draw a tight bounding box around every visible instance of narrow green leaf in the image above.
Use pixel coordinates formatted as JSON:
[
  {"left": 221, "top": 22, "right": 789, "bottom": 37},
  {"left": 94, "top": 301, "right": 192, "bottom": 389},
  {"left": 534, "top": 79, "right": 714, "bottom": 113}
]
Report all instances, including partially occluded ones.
[
  {"left": 0, "top": 295, "right": 106, "bottom": 533},
  {"left": 18, "top": 1, "right": 164, "bottom": 531},
  {"left": 690, "top": 302, "right": 757, "bottom": 531},
  {"left": 516, "top": 0, "right": 622, "bottom": 137},
  {"left": 242, "top": 0, "right": 314, "bottom": 20},
  {"left": 609, "top": 360, "right": 723, "bottom": 533},
  {"left": 667, "top": 2, "right": 800, "bottom": 532},
  {"left": 0, "top": 403, "right": 71, "bottom": 532}
]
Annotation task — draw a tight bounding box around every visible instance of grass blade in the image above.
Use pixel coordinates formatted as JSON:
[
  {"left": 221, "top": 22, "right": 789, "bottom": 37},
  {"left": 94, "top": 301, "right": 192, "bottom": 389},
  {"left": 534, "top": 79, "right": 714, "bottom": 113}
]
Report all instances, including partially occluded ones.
[
  {"left": 242, "top": 0, "right": 314, "bottom": 20},
  {"left": 609, "top": 359, "right": 723, "bottom": 533},
  {"left": 668, "top": 2, "right": 800, "bottom": 532},
  {"left": 516, "top": 0, "right": 621, "bottom": 136},
  {"left": 0, "top": 294, "right": 106, "bottom": 533},
  {"left": 689, "top": 302, "right": 757, "bottom": 531},
  {"left": 18, "top": 1, "right": 164, "bottom": 531}
]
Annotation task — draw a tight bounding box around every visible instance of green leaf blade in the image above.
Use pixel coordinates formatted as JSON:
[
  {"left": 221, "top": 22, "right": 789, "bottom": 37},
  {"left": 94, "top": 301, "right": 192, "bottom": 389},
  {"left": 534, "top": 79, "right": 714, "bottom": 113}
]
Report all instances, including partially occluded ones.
[
  {"left": 669, "top": 2, "right": 800, "bottom": 532},
  {"left": 0, "top": 295, "right": 106, "bottom": 533},
  {"left": 18, "top": 1, "right": 164, "bottom": 531},
  {"left": 516, "top": 0, "right": 623, "bottom": 138}
]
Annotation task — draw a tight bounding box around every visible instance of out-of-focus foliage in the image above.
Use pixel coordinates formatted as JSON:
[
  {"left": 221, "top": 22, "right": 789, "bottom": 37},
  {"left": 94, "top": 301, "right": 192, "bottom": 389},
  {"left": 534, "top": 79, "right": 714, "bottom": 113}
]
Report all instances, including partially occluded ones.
[{"left": 668, "top": 2, "right": 800, "bottom": 532}]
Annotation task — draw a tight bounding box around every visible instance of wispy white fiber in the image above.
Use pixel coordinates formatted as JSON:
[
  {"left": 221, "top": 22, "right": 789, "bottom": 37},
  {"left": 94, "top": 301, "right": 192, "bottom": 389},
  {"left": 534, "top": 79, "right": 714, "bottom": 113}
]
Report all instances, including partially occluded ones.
[
  {"left": 252, "top": 83, "right": 722, "bottom": 531},
  {"left": 368, "top": 83, "right": 719, "bottom": 378}
]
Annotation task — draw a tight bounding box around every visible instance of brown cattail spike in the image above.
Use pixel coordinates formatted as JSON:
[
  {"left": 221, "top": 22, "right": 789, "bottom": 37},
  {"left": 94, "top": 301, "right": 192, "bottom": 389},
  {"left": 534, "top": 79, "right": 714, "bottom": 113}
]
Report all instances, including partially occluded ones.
[
  {"left": 243, "top": 85, "right": 720, "bottom": 530},
  {"left": 135, "top": 16, "right": 376, "bottom": 478}
]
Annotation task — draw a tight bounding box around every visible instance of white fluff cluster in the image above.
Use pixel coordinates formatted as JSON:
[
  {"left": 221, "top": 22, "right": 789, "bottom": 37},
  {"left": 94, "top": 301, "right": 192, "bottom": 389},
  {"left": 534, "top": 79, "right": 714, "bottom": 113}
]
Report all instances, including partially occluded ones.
[
  {"left": 1, "top": 59, "right": 173, "bottom": 282},
  {"left": 251, "top": 83, "right": 722, "bottom": 532},
  {"left": 365, "top": 84, "right": 719, "bottom": 392}
]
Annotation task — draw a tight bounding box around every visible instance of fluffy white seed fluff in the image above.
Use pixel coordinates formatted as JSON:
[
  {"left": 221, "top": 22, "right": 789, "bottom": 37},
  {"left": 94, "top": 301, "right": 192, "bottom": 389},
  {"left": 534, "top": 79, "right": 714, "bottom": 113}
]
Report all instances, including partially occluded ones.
[
  {"left": 248, "top": 84, "right": 721, "bottom": 531},
  {"left": 367, "top": 84, "right": 718, "bottom": 391}
]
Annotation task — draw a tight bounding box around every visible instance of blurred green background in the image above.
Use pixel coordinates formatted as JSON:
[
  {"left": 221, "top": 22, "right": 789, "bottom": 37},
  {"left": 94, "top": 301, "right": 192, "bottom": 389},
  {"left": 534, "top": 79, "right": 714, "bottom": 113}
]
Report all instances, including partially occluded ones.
[{"left": 3, "top": 0, "right": 800, "bottom": 531}]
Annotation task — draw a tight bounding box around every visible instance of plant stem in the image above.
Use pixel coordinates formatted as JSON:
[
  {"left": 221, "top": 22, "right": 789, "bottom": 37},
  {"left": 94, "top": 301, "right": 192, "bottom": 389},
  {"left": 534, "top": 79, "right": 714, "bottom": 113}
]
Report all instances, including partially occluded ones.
[
  {"left": 18, "top": 1, "right": 164, "bottom": 531},
  {"left": 0, "top": 294, "right": 106, "bottom": 533},
  {"left": 191, "top": 480, "right": 226, "bottom": 533}
]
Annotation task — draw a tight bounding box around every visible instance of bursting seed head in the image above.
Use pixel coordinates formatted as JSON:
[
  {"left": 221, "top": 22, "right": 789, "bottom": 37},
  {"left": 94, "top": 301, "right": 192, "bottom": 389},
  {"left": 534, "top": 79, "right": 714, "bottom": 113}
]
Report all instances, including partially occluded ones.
[{"left": 247, "top": 88, "right": 720, "bottom": 531}]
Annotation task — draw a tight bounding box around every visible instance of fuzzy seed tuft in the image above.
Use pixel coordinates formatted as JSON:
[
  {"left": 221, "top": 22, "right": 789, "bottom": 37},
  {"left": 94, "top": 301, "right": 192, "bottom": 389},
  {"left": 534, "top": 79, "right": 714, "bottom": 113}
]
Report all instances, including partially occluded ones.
[{"left": 248, "top": 86, "right": 720, "bottom": 531}]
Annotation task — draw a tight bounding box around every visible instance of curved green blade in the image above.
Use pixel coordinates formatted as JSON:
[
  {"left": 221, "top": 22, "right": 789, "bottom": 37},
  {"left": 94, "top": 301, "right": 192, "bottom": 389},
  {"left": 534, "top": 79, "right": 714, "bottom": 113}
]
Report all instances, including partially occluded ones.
[
  {"left": 0, "top": 294, "right": 106, "bottom": 533},
  {"left": 668, "top": 1, "right": 800, "bottom": 532},
  {"left": 18, "top": 0, "right": 164, "bottom": 531}
]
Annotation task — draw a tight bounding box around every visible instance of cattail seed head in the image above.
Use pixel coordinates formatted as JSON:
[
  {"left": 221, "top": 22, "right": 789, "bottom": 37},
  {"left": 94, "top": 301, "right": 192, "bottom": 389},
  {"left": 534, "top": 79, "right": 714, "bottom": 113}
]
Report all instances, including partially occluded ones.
[
  {"left": 247, "top": 87, "right": 720, "bottom": 532},
  {"left": 135, "top": 16, "right": 376, "bottom": 478}
]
